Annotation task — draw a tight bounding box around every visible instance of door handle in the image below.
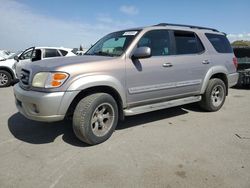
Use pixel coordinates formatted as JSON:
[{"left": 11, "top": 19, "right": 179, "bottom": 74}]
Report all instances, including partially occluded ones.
[
  {"left": 162, "top": 63, "right": 173, "bottom": 68},
  {"left": 202, "top": 60, "right": 210, "bottom": 64}
]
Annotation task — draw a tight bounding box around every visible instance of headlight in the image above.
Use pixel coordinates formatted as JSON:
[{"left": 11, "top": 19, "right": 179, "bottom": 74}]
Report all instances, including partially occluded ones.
[{"left": 32, "top": 72, "right": 69, "bottom": 88}]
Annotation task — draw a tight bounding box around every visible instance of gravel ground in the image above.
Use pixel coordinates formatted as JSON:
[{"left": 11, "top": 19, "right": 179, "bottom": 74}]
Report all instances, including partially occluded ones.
[{"left": 0, "top": 87, "right": 249, "bottom": 188}]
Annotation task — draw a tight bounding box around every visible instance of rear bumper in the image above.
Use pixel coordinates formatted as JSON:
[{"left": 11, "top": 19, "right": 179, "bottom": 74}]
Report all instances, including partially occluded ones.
[{"left": 228, "top": 72, "right": 239, "bottom": 87}]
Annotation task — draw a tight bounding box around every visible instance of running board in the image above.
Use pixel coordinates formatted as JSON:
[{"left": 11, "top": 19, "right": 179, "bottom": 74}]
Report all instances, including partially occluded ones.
[{"left": 124, "top": 96, "right": 201, "bottom": 116}]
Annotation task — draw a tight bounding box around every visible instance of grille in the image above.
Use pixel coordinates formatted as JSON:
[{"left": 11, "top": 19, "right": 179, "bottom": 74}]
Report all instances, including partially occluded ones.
[{"left": 20, "top": 69, "right": 30, "bottom": 86}]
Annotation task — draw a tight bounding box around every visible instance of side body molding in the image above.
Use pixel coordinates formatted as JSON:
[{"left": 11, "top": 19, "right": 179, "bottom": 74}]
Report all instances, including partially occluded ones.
[
  {"left": 200, "top": 66, "right": 228, "bottom": 94},
  {"left": 67, "top": 75, "right": 127, "bottom": 107}
]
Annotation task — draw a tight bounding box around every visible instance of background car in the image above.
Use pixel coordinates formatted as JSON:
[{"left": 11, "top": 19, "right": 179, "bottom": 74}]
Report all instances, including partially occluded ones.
[
  {"left": 0, "top": 50, "right": 14, "bottom": 60},
  {"left": 14, "top": 47, "right": 76, "bottom": 79},
  {"left": 76, "top": 49, "right": 87, "bottom": 56},
  {"left": 0, "top": 47, "right": 75, "bottom": 87},
  {"left": 0, "top": 51, "right": 23, "bottom": 87},
  {"left": 233, "top": 46, "right": 250, "bottom": 87}
]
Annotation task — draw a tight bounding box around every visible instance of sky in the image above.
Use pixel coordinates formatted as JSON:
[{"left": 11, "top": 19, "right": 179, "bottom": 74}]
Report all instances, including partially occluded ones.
[{"left": 1, "top": 0, "right": 250, "bottom": 51}]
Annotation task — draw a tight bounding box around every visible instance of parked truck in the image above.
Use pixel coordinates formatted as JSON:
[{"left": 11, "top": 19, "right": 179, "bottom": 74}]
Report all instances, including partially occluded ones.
[{"left": 233, "top": 46, "right": 250, "bottom": 87}]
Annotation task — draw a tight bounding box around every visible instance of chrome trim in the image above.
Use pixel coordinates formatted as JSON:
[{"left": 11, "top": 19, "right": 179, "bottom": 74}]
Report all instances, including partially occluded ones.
[{"left": 128, "top": 79, "right": 202, "bottom": 94}]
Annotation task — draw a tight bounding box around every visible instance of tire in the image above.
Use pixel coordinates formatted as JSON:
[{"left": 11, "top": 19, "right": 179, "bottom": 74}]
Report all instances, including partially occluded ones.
[
  {"left": 0, "top": 70, "right": 12, "bottom": 87},
  {"left": 73, "top": 93, "right": 118, "bottom": 145},
  {"left": 199, "top": 78, "right": 226, "bottom": 112}
]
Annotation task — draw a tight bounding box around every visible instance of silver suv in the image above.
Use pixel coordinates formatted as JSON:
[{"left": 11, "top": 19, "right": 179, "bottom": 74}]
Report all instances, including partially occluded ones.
[{"left": 13, "top": 23, "right": 239, "bottom": 145}]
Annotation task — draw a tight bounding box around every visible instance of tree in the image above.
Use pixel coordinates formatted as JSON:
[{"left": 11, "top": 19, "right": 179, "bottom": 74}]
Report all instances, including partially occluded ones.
[
  {"left": 231, "top": 40, "right": 250, "bottom": 47},
  {"left": 79, "top": 45, "right": 83, "bottom": 51}
]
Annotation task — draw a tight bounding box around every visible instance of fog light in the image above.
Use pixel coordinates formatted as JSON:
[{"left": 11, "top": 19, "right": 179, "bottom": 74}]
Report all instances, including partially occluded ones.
[{"left": 32, "top": 104, "right": 39, "bottom": 113}]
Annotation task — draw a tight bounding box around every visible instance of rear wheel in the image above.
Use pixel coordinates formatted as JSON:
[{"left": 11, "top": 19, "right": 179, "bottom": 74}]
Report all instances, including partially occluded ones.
[
  {"left": 72, "top": 93, "right": 118, "bottom": 145},
  {"left": 0, "top": 70, "right": 12, "bottom": 87},
  {"left": 199, "top": 78, "right": 226, "bottom": 112}
]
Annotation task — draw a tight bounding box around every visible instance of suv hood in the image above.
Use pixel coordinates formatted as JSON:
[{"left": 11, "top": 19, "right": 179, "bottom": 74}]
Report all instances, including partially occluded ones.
[{"left": 24, "top": 55, "right": 115, "bottom": 71}]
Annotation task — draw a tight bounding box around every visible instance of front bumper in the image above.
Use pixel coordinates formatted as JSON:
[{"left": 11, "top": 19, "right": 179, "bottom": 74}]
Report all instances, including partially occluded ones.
[
  {"left": 228, "top": 72, "right": 239, "bottom": 88},
  {"left": 13, "top": 84, "right": 77, "bottom": 122}
]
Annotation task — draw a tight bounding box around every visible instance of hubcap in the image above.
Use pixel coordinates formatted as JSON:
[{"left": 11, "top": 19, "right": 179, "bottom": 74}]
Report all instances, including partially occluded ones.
[
  {"left": 211, "top": 85, "right": 224, "bottom": 107},
  {"left": 91, "top": 103, "right": 115, "bottom": 137},
  {"left": 0, "top": 73, "right": 8, "bottom": 86}
]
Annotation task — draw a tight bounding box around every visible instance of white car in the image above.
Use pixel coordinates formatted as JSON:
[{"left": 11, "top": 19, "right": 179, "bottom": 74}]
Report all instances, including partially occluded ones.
[
  {"left": 0, "top": 50, "right": 14, "bottom": 60},
  {"left": 0, "top": 55, "right": 5, "bottom": 61},
  {"left": 14, "top": 47, "right": 76, "bottom": 80},
  {"left": 0, "top": 47, "right": 75, "bottom": 87},
  {"left": 76, "top": 49, "right": 88, "bottom": 56},
  {"left": 0, "top": 51, "right": 23, "bottom": 87}
]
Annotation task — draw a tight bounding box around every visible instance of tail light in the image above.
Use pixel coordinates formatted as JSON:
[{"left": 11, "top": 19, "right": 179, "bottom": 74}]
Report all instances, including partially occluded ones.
[{"left": 233, "top": 57, "right": 238, "bottom": 69}]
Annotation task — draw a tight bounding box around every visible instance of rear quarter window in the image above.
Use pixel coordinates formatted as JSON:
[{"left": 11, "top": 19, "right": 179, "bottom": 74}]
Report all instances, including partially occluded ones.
[
  {"left": 44, "top": 49, "right": 61, "bottom": 58},
  {"left": 59, "top": 50, "right": 68, "bottom": 56},
  {"left": 205, "top": 33, "right": 233, "bottom": 53}
]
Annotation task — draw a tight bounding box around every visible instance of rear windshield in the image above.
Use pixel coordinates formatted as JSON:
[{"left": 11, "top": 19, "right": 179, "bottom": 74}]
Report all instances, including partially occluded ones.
[
  {"left": 233, "top": 48, "right": 250, "bottom": 63},
  {"left": 205, "top": 33, "right": 233, "bottom": 53}
]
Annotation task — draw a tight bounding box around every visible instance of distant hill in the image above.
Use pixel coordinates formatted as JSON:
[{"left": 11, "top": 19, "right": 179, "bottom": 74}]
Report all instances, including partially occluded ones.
[{"left": 231, "top": 40, "right": 250, "bottom": 47}]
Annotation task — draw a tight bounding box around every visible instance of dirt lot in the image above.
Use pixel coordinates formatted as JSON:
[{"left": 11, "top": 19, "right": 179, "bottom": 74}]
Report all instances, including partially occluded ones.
[{"left": 0, "top": 87, "right": 249, "bottom": 188}]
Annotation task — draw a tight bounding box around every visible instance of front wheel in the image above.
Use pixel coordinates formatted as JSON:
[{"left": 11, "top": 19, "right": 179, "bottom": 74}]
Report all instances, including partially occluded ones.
[
  {"left": 0, "top": 70, "right": 12, "bottom": 87},
  {"left": 199, "top": 78, "right": 226, "bottom": 112},
  {"left": 73, "top": 93, "right": 118, "bottom": 145}
]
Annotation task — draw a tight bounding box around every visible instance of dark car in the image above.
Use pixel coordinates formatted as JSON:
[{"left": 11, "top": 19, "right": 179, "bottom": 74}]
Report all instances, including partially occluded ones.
[{"left": 233, "top": 46, "right": 250, "bottom": 86}]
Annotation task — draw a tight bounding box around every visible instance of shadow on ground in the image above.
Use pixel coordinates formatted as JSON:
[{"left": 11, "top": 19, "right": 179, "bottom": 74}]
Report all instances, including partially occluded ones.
[
  {"left": 8, "top": 113, "right": 88, "bottom": 147},
  {"left": 8, "top": 106, "right": 193, "bottom": 147}
]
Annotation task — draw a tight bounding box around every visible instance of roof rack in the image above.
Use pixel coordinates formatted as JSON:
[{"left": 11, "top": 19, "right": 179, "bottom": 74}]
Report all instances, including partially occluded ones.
[{"left": 154, "top": 23, "right": 219, "bottom": 32}]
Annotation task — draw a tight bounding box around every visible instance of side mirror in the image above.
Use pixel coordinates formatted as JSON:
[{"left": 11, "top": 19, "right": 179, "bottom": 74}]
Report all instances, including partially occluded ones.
[
  {"left": 14, "top": 55, "right": 19, "bottom": 62},
  {"left": 132, "top": 47, "right": 151, "bottom": 59}
]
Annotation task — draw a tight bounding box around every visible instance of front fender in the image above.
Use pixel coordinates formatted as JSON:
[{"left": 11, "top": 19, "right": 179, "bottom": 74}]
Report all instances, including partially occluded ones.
[
  {"left": 201, "top": 66, "right": 228, "bottom": 94},
  {"left": 67, "top": 75, "right": 126, "bottom": 107}
]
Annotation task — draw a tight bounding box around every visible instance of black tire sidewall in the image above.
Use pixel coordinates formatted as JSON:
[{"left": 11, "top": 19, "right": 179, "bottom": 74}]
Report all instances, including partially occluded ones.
[
  {"left": 0, "top": 70, "right": 12, "bottom": 87},
  {"left": 77, "top": 94, "right": 118, "bottom": 145},
  {"left": 206, "top": 79, "right": 226, "bottom": 111}
]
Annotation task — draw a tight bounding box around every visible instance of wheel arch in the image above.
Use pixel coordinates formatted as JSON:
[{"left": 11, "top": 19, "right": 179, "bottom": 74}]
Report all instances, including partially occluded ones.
[
  {"left": 0, "top": 66, "right": 15, "bottom": 79},
  {"left": 201, "top": 66, "right": 229, "bottom": 95},
  {"left": 65, "top": 85, "right": 125, "bottom": 121}
]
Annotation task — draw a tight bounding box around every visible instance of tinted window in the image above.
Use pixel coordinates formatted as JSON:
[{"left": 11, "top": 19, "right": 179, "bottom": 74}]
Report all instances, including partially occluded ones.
[
  {"left": 44, "top": 49, "right": 61, "bottom": 58},
  {"left": 174, "top": 31, "right": 204, "bottom": 55},
  {"left": 59, "top": 50, "right": 68, "bottom": 56},
  {"left": 32, "top": 49, "right": 42, "bottom": 61},
  {"left": 205, "top": 33, "right": 233, "bottom": 53},
  {"left": 138, "top": 30, "right": 172, "bottom": 56}
]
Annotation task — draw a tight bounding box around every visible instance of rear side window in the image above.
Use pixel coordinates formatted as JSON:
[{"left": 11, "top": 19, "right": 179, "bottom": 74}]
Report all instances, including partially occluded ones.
[
  {"left": 137, "top": 30, "right": 172, "bottom": 56},
  {"left": 174, "top": 31, "right": 204, "bottom": 55},
  {"left": 205, "top": 33, "right": 233, "bottom": 53},
  {"left": 59, "top": 50, "right": 68, "bottom": 56},
  {"left": 44, "top": 49, "right": 61, "bottom": 58}
]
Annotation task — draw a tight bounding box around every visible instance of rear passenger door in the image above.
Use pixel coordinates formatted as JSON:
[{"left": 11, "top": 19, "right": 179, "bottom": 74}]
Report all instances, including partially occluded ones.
[{"left": 165, "top": 30, "right": 212, "bottom": 95}]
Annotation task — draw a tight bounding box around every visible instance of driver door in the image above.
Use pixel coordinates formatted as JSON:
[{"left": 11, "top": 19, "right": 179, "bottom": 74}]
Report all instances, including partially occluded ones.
[{"left": 125, "top": 29, "right": 175, "bottom": 107}]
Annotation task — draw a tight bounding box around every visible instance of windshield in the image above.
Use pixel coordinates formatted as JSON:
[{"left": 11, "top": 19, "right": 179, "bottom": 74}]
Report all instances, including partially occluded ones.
[{"left": 85, "top": 30, "right": 140, "bottom": 57}]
